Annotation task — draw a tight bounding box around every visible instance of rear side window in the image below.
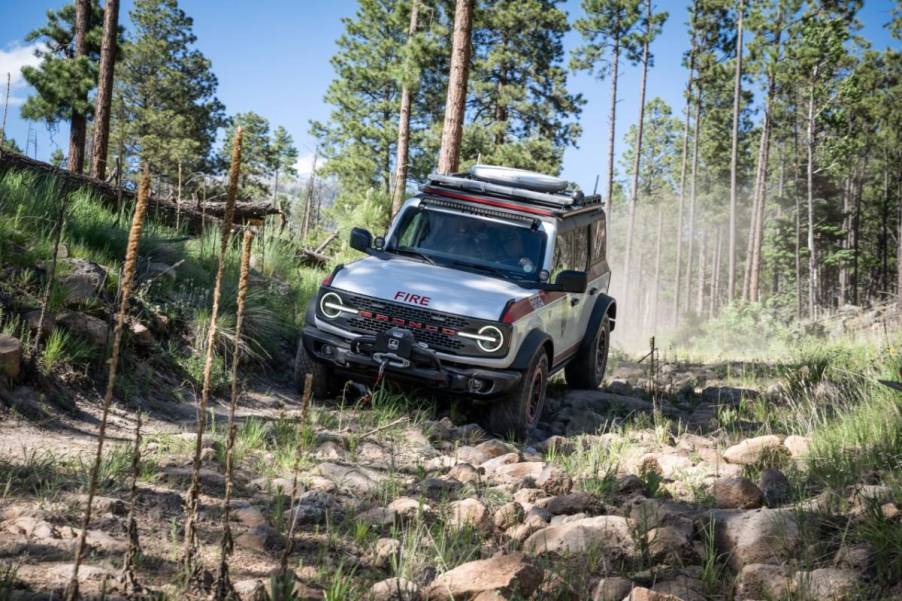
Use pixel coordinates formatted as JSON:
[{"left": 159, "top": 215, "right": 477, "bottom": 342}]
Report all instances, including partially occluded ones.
[
  {"left": 553, "top": 227, "right": 589, "bottom": 275},
  {"left": 590, "top": 217, "right": 606, "bottom": 265}
]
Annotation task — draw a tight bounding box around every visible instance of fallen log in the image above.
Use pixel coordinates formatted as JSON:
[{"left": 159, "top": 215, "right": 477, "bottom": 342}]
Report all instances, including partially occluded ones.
[{"left": 0, "top": 149, "right": 280, "bottom": 233}]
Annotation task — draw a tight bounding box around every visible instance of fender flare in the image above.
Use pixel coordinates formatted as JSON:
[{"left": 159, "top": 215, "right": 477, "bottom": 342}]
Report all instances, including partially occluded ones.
[
  {"left": 510, "top": 329, "right": 553, "bottom": 370},
  {"left": 576, "top": 294, "right": 616, "bottom": 356}
]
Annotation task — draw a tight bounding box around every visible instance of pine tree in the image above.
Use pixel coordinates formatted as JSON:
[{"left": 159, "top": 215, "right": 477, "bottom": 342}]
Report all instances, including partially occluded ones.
[
  {"left": 113, "top": 0, "right": 226, "bottom": 183},
  {"left": 572, "top": 0, "right": 643, "bottom": 215},
  {"left": 20, "top": 0, "right": 106, "bottom": 172},
  {"left": 462, "top": 0, "right": 584, "bottom": 172},
  {"left": 269, "top": 125, "right": 299, "bottom": 229},
  {"left": 221, "top": 112, "right": 273, "bottom": 197}
]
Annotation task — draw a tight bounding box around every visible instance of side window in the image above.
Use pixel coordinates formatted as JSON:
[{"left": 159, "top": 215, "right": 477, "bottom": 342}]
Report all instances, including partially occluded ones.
[
  {"left": 590, "top": 217, "right": 606, "bottom": 265},
  {"left": 397, "top": 211, "right": 425, "bottom": 248},
  {"left": 552, "top": 227, "right": 589, "bottom": 276}
]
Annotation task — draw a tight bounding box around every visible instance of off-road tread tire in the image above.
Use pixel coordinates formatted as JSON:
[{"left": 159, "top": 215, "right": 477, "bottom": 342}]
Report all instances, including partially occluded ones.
[
  {"left": 486, "top": 349, "right": 549, "bottom": 441},
  {"left": 565, "top": 316, "right": 610, "bottom": 389},
  {"left": 293, "top": 337, "right": 333, "bottom": 399}
]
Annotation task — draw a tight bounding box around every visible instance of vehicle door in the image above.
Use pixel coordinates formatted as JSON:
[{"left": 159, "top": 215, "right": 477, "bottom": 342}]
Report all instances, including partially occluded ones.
[{"left": 550, "top": 226, "right": 590, "bottom": 362}]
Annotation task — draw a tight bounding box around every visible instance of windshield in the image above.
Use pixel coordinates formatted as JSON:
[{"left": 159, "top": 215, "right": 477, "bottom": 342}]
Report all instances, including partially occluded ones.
[{"left": 388, "top": 206, "right": 547, "bottom": 282}]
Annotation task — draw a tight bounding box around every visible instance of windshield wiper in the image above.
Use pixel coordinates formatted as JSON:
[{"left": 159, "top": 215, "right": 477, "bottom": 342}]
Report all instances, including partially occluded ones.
[
  {"left": 392, "top": 248, "right": 436, "bottom": 265},
  {"left": 447, "top": 260, "right": 524, "bottom": 284}
]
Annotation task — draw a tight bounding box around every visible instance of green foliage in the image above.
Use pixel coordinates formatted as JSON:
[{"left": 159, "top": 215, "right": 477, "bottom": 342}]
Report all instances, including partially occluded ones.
[
  {"left": 20, "top": 0, "right": 108, "bottom": 125},
  {"left": 112, "top": 0, "right": 227, "bottom": 182},
  {"left": 39, "top": 329, "right": 92, "bottom": 374}
]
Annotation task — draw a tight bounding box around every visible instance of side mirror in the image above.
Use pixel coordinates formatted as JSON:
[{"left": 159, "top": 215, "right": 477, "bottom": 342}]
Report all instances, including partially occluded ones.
[
  {"left": 555, "top": 270, "right": 588, "bottom": 294},
  {"left": 350, "top": 227, "right": 373, "bottom": 253}
]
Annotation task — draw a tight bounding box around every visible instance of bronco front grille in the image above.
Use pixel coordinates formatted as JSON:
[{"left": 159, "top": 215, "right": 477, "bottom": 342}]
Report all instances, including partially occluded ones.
[{"left": 343, "top": 293, "right": 467, "bottom": 352}]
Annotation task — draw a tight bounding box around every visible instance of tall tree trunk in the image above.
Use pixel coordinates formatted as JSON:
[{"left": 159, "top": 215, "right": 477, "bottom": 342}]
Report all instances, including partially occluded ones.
[
  {"left": 391, "top": 0, "right": 419, "bottom": 217},
  {"left": 90, "top": 0, "right": 119, "bottom": 180},
  {"left": 301, "top": 150, "right": 318, "bottom": 238},
  {"left": 852, "top": 163, "right": 865, "bottom": 305},
  {"left": 604, "top": 35, "right": 622, "bottom": 217},
  {"left": 622, "top": 1, "right": 651, "bottom": 310},
  {"left": 68, "top": 0, "right": 90, "bottom": 174},
  {"left": 806, "top": 66, "right": 818, "bottom": 318},
  {"left": 881, "top": 158, "right": 890, "bottom": 297},
  {"left": 651, "top": 203, "right": 663, "bottom": 333},
  {"left": 897, "top": 169, "right": 902, "bottom": 311},
  {"left": 712, "top": 225, "right": 723, "bottom": 316},
  {"left": 684, "top": 91, "right": 702, "bottom": 313},
  {"left": 839, "top": 175, "right": 851, "bottom": 304},
  {"left": 673, "top": 21, "right": 697, "bottom": 325},
  {"left": 727, "top": 0, "right": 745, "bottom": 303},
  {"left": 696, "top": 228, "right": 707, "bottom": 314},
  {"left": 437, "top": 0, "right": 474, "bottom": 175},
  {"left": 742, "top": 129, "right": 766, "bottom": 301}
]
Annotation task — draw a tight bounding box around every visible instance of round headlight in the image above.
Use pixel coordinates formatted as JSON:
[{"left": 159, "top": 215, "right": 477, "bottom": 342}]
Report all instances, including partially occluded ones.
[
  {"left": 476, "top": 325, "right": 504, "bottom": 353},
  {"left": 320, "top": 292, "right": 344, "bottom": 319}
]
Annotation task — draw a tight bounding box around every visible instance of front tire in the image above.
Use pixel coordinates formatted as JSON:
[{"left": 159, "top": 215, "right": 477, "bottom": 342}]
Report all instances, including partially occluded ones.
[
  {"left": 565, "top": 315, "right": 610, "bottom": 389},
  {"left": 486, "top": 349, "right": 549, "bottom": 440},
  {"left": 293, "top": 336, "right": 333, "bottom": 400}
]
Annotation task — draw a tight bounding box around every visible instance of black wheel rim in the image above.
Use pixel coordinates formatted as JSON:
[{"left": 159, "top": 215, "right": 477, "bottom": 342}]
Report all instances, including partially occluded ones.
[{"left": 526, "top": 366, "right": 545, "bottom": 425}]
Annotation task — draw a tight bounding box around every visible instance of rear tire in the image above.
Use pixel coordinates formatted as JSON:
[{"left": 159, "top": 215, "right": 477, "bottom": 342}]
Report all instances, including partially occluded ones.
[
  {"left": 565, "top": 315, "right": 610, "bottom": 389},
  {"left": 486, "top": 349, "right": 549, "bottom": 440},
  {"left": 293, "top": 336, "right": 333, "bottom": 400}
]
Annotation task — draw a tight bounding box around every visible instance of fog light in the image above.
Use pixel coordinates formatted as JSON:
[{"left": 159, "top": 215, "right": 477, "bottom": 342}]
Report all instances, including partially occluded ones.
[{"left": 468, "top": 378, "right": 490, "bottom": 393}]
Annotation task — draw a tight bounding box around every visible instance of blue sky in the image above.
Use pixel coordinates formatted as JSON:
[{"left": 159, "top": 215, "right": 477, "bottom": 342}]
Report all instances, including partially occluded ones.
[{"left": 0, "top": 0, "right": 897, "bottom": 188}]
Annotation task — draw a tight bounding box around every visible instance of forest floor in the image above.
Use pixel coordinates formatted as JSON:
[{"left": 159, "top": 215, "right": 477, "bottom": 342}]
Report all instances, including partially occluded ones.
[{"left": 1, "top": 345, "right": 900, "bottom": 601}]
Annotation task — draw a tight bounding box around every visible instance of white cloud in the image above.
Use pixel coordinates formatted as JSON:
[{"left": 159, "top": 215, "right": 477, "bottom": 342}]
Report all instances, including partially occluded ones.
[
  {"left": 0, "top": 42, "right": 43, "bottom": 93},
  {"left": 294, "top": 152, "right": 325, "bottom": 176}
]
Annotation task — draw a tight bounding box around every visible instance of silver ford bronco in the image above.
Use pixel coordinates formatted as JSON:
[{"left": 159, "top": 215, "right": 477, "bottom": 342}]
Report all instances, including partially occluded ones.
[{"left": 296, "top": 165, "right": 616, "bottom": 438}]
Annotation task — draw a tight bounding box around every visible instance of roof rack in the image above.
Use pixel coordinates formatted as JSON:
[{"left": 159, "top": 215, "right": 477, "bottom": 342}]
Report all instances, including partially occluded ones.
[{"left": 423, "top": 165, "right": 602, "bottom": 217}]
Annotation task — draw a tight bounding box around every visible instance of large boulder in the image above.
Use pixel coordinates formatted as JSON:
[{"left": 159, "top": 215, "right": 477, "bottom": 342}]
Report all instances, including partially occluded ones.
[
  {"left": 523, "top": 515, "right": 638, "bottom": 560},
  {"left": 792, "top": 568, "right": 862, "bottom": 600},
  {"left": 57, "top": 311, "right": 109, "bottom": 346},
  {"left": 0, "top": 334, "right": 21, "bottom": 379},
  {"left": 593, "top": 577, "right": 633, "bottom": 601},
  {"left": 447, "top": 498, "right": 491, "bottom": 532},
  {"left": 424, "top": 553, "right": 543, "bottom": 600},
  {"left": 722, "top": 435, "right": 785, "bottom": 465},
  {"left": 712, "top": 477, "right": 764, "bottom": 509},
  {"left": 491, "top": 462, "right": 545, "bottom": 487},
  {"left": 317, "top": 462, "right": 379, "bottom": 496},
  {"left": 734, "top": 564, "right": 791, "bottom": 601},
  {"left": 59, "top": 258, "right": 107, "bottom": 305},
  {"left": 711, "top": 508, "right": 799, "bottom": 569},
  {"left": 370, "top": 577, "right": 420, "bottom": 601},
  {"left": 535, "top": 492, "right": 603, "bottom": 516}
]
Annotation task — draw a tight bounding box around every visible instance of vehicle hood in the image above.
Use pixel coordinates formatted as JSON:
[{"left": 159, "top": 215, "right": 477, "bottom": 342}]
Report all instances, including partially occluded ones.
[{"left": 331, "top": 256, "right": 534, "bottom": 321}]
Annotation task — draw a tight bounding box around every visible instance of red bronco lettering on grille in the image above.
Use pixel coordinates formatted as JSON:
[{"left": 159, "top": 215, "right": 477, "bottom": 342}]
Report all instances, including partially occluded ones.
[
  {"left": 356, "top": 309, "right": 457, "bottom": 336},
  {"left": 394, "top": 290, "right": 431, "bottom": 306}
]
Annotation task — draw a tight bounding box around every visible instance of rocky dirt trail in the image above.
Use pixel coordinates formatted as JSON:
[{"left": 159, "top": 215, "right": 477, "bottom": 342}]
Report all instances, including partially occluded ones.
[{"left": 0, "top": 360, "right": 898, "bottom": 600}]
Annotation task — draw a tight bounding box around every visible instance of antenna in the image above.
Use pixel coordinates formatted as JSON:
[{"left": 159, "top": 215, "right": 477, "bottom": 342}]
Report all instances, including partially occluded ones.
[{"left": 592, "top": 174, "right": 600, "bottom": 195}]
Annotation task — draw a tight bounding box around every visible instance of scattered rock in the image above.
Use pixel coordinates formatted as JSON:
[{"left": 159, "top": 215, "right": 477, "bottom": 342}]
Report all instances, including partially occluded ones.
[
  {"left": 833, "top": 543, "right": 875, "bottom": 572},
  {"left": 287, "top": 490, "right": 342, "bottom": 525},
  {"left": 129, "top": 321, "right": 154, "bottom": 345},
  {"left": 792, "top": 568, "right": 862, "bottom": 600},
  {"left": 57, "top": 311, "right": 110, "bottom": 346},
  {"left": 480, "top": 453, "right": 521, "bottom": 474},
  {"left": 373, "top": 537, "right": 401, "bottom": 567},
  {"left": 493, "top": 501, "right": 524, "bottom": 530},
  {"left": 448, "top": 498, "right": 491, "bottom": 532},
  {"left": 712, "top": 477, "right": 764, "bottom": 509},
  {"left": 318, "top": 462, "right": 379, "bottom": 496},
  {"left": 356, "top": 506, "right": 397, "bottom": 528},
  {"left": 537, "top": 435, "right": 574, "bottom": 455},
  {"left": 59, "top": 258, "right": 107, "bottom": 305},
  {"left": 370, "top": 577, "right": 419, "bottom": 601},
  {"left": 416, "top": 477, "right": 461, "bottom": 500},
  {"left": 734, "top": 563, "right": 791, "bottom": 601},
  {"left": 388, "top": 496, "right": 430, "bottom": 519},
  {"left": 536, "top": 465, "right": 572, "bottom": 495},
  {"left": 782, "top": 435, "right": 811, "bottom": 459},
  {"left": 315, "top": 440, "right": 346, "bottom": 461},
  {"left": 758, "top": 469, "right": 791, "bottom": 507},
  {"left": 523, "top": 515, "right": 637, "bottom": 560},
  {"left": 711, "top": 508, "right": 799, "bottom": 569},
  {"left": 491, "top": 462, "right": 545, "bottom": 487},
  {"left": 647, "top": 525, "right": 694, "bottom": 563},
  {"left": 448, "top": 462, "right": 483, "bottom": 484},
  {"left": 652, "top": 574, "right": 706, "bottom": 601},
  {"left": 0, "top": 334, "right": 21, "bottom": 379},
  {"left": 233, "top": 505, "right": 268, "bottom": 528},
  {"left": 722, "top": 435, "right": 785, "bottom": 466},
  {"left": 535, "top": 492, "right": 602, "bottom": 516},
  {"left": 622, "top": 587, "right": 682, "bottom": 601},
  {"left": 234, "top": 525, "right": 284, "bottom": 553},
  {"left": 592, "top": 576, "right": 633, "bottom": 601},
  {"left": 424, "top": 553, "right": 543, "bottom": 600}
]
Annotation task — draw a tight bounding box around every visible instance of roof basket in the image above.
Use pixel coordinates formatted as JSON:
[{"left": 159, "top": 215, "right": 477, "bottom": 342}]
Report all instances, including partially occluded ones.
[{"left": 426, "top": 164, "right": 597, "bottom": 209}]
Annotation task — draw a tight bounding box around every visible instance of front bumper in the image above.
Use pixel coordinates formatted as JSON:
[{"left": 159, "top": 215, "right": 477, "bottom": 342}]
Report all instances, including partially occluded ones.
[{"left": 303, "top": 325, "right": 521, "bottom": 396}]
